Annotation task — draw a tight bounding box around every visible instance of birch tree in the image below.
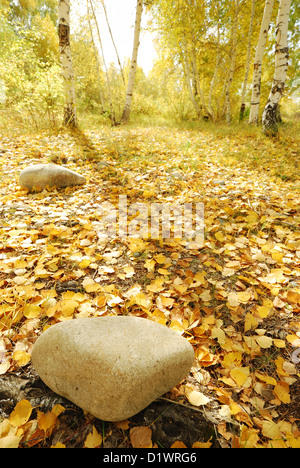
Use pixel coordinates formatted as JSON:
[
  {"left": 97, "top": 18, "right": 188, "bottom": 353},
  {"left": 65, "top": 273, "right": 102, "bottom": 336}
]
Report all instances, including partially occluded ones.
[
  {"left": 86, "top": 0, "right": 105, "bottom": 111},
  {"left": 101, "top": 0, "right": 125, "bottom": 85},
  {"left": 262, "top": 0, "right": 292, "bottom": 134},
  {"left": 58, "top": 0, "right": 77, "bottom": 127},
  {"left": 225, "top": 0, "right": 239, "bottom": 124},
  {"left": 249, "top": 0, "right": 275, "bottom": 124},
  {"left": 121, "top": 0, "right": 143, "bottom": 124},
  {"left": 88, "top": 0, "right": 115, "bottom": 123},
  {"left": 239, "top": 0, "right": 255, "bottom": 120}
]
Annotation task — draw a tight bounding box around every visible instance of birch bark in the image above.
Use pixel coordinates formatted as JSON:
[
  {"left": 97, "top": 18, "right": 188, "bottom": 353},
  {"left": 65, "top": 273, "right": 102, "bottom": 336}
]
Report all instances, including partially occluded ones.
[
  {"left": 225, "top": 0, "right": 239, "bottom": 124},
  {"left": 184, "top": 56, "right": 202, "bottom": 119},
  {"left": 239, "top": 0, "right": 255, "bottom": 120},
  {"left": 249, "top": 0, "right": 275, "bottom": 124},
  {"left": 58, "top": 0, "right": 77, "bottom": 127},
  {"left": 121, "top": 0, "right": 143, "bottom": 124},
  {"left": 262, "top": 0, "right": 291, "bottom": 134}
]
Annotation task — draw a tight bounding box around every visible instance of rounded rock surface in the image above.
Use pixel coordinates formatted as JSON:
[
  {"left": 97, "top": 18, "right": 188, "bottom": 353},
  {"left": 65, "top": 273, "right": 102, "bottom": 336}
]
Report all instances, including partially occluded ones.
[
  {"left": 31, "top": 316, "right": 195, "bottom": 421},
  {"left": 19, "top": 163, "right": 86, "bottom": 191}
]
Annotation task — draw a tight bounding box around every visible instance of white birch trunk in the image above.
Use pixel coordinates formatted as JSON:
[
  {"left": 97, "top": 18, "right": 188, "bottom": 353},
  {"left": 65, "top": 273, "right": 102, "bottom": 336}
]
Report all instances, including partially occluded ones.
[
  {"left": 249, "top": 0, "right": 275, "bottom": 124},
  {"left": 239, "top": 0, "right": 255, "bottom": 120},
  {"left": 184, "top": 56, "right": 202, "bottom": 118},
  {"left": 121, "top": 0, "right": 143, "bottom": 124},
  {"left": 262, "top": 0, "right": 291, "bottom": 134},
  {"left": 208, "top": 22, "right": 221, "bottom": 122},
  {"left": 225, "top": 0, "right": 239, "bottom": 124},
  {"left": 58, "top": 0, "right": 77, "bottom": 127}
]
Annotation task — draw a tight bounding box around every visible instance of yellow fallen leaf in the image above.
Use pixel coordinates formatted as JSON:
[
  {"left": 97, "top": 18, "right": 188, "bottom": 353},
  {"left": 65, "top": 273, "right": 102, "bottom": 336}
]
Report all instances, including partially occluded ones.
[
  {"left": 37, "top": 411, "right": 57, "bottom": 432},
  {"left": 169, "top": 320, "right": 185, "bottom": 333},
  {"left": 51, "top": 404, "right": 65, "bottom": 417},
  {"left": 146, "top": 277, "right": 165, "bottom": 293},
  {"left": 215, "top": 231, "right": 225, "bottom": 242},
  {"left": 196, "top": 347, "right": 218, "bottom": 367},
  {"left": 273, "top": 339, "right": 285, "bottom": 348},
  {"left": 262, "top": 269, "right": 286, "bottom": 284},
  {"left": 123, "top": 266, "right": 135, "bottom": 277},
  {"left": 286, "top": 290, "right": 300, "bottom": 304},
  {"left": 238, "top": 426, "right": 260, "bottom": 448},
  {"left": 192, "top": 440, "right": 212, "bottom": 448},
  {"left": 274, "top": 381, "right": 290, "bottom": 404},
  {"left": 286, "top": 334, "right": 300, "bottom": 347},
  {"left": 256, "top": 303, "right": 273, "bottom": 318},
  {"left": 222, "top": 351, "right": 242, "bottom": 368},
  {"left": 244, "top": 313, "right": 258, "bottom": 332},
  {"left": 237, "top": 291, "right": 252, "bottom": 303},
  {"left": 222, "top": 267, "right": 235, "bottom": 277},
  {"left": 211, "top": 326, "right": 226, "bottom": 345},
  {"left": 128, "top": 238, "right": 148, "bottom": 253},
  {"left": 262, "top": 420, "right": 282, "bottom": 439},
  {"left": 144, "top": 258, "right": 156, "bottom": 272},
  {"left": 246, "top": 211, "right": 259, "bottom": 223},
  {"left": 199, "top": 290, "right": 212, "bottom": 302},
  {"left": 23, "top": 304, "right": 41, "bottom": 319},
  {"left": 230, "top": 367, "right": 250, "bottom": 387},
  {"left": 254, "top": 335, "right": 273, "bottom": 348},
  {"left": 79, "top": 258, "right": 91, "bottom": 269},
  {"left": 60, "top": 299, "right": 78, "bottom": 317},
  {"left": 12, "top": 350, "right": 31, "bottom": 367},
  {"left": 230, "top": 401, "right": 243, "bottom": 415},
  {"left": 84, "top": 426, "right": 102, "bottom": 448},
  {"left": 271, "top": 251, "right": 284, "bottom": 263},
  {"left": 275, "top": 356, "right": 290, "bottom": 377},
  {"left": 82, "top": 278, "right": 101, "bottom": 293},
  {"left": 129, "top": 292, "right": 151, "bottom": 309},
  {"left": 9, "top": 399, "right": 32, "bottom": 427},
  {"left": 227, "top": 292, "right": 239, "bottom": 307},
  {"left": 0, "top": 435, "right": 21, "bottom": 448},
  {"left": 171, "top": 441, "right": 187, "bottom": 448},
  {"left": 255, "top": 372, "right": 277, "bottom": 386},
  {"left": 154, "top": 253, "right": 167, "bottom": 264},
  {"left": 157, "top": 268, "right": 169, "bottom": 275},
  {"left": 51, "top": 442, "right": 66, "bottom": 448},
  {"left": 159, "top": 296, "right": 174, "bottom": 308}
]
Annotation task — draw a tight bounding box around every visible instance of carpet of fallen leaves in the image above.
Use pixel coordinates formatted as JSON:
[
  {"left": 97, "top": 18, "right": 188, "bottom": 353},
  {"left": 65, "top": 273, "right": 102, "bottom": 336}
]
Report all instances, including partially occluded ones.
[{"left": 0, "top": 124, "right": 299, "bottom": 448}]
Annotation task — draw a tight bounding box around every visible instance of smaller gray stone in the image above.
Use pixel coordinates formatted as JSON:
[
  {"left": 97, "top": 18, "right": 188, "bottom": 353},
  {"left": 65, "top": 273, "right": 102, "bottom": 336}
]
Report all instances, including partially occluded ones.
[{"left": 19, "top": 163, "right": 86, "bottom": 191}]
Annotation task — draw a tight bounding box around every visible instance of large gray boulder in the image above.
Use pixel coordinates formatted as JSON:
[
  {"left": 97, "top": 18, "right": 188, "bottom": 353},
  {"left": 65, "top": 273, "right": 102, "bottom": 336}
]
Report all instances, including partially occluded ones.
[
  {"left": 19, "top": 163, "right": 86, "bottom": 191},
  {"left": 31, "top": 316, "right": 195, "bottom": 421}
]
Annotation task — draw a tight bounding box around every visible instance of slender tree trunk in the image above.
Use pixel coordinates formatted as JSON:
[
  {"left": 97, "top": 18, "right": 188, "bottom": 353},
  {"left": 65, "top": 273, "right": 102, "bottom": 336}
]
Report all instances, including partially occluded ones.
[
  {"left": 208, "top": 21, "right": 221, "bottom": 122},
  {"left": 121, "top": 0, "right": 143, "bottom": 124},
  {"left": 225, "top": 0, "right": 239, "bottom": 124},
  {"left": 262, "top": 0, "right": 291, "bottom": 135},
  {"left": 101, "top": 0, "right": 125, "bottom": 86},
  {"left": 89, "top": 0, "right": 115, "bottom": 124},
  {"left": 249, "top": 0, "right": 275, "bottom": 124},
  {"left": 191, "top": 53, "right": 213, "bottom": 120},
  {"left": 58, "top": 0, "right": 77, "bottom": 127},
  {"left": 183, "top": 56, "right": 202, "bottom": 119},
  {"left": 239, "top": 0, "right": 255, "bottom": 121},
  {"left": 87, "top": 0, "right": 105, "bottom": 111}
]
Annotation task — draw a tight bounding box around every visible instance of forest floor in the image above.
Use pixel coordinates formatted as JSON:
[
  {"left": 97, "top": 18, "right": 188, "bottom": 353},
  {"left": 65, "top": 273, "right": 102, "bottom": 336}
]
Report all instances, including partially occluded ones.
[{"left": 0, "top": 122, "right": 299, "bottom": 448}]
